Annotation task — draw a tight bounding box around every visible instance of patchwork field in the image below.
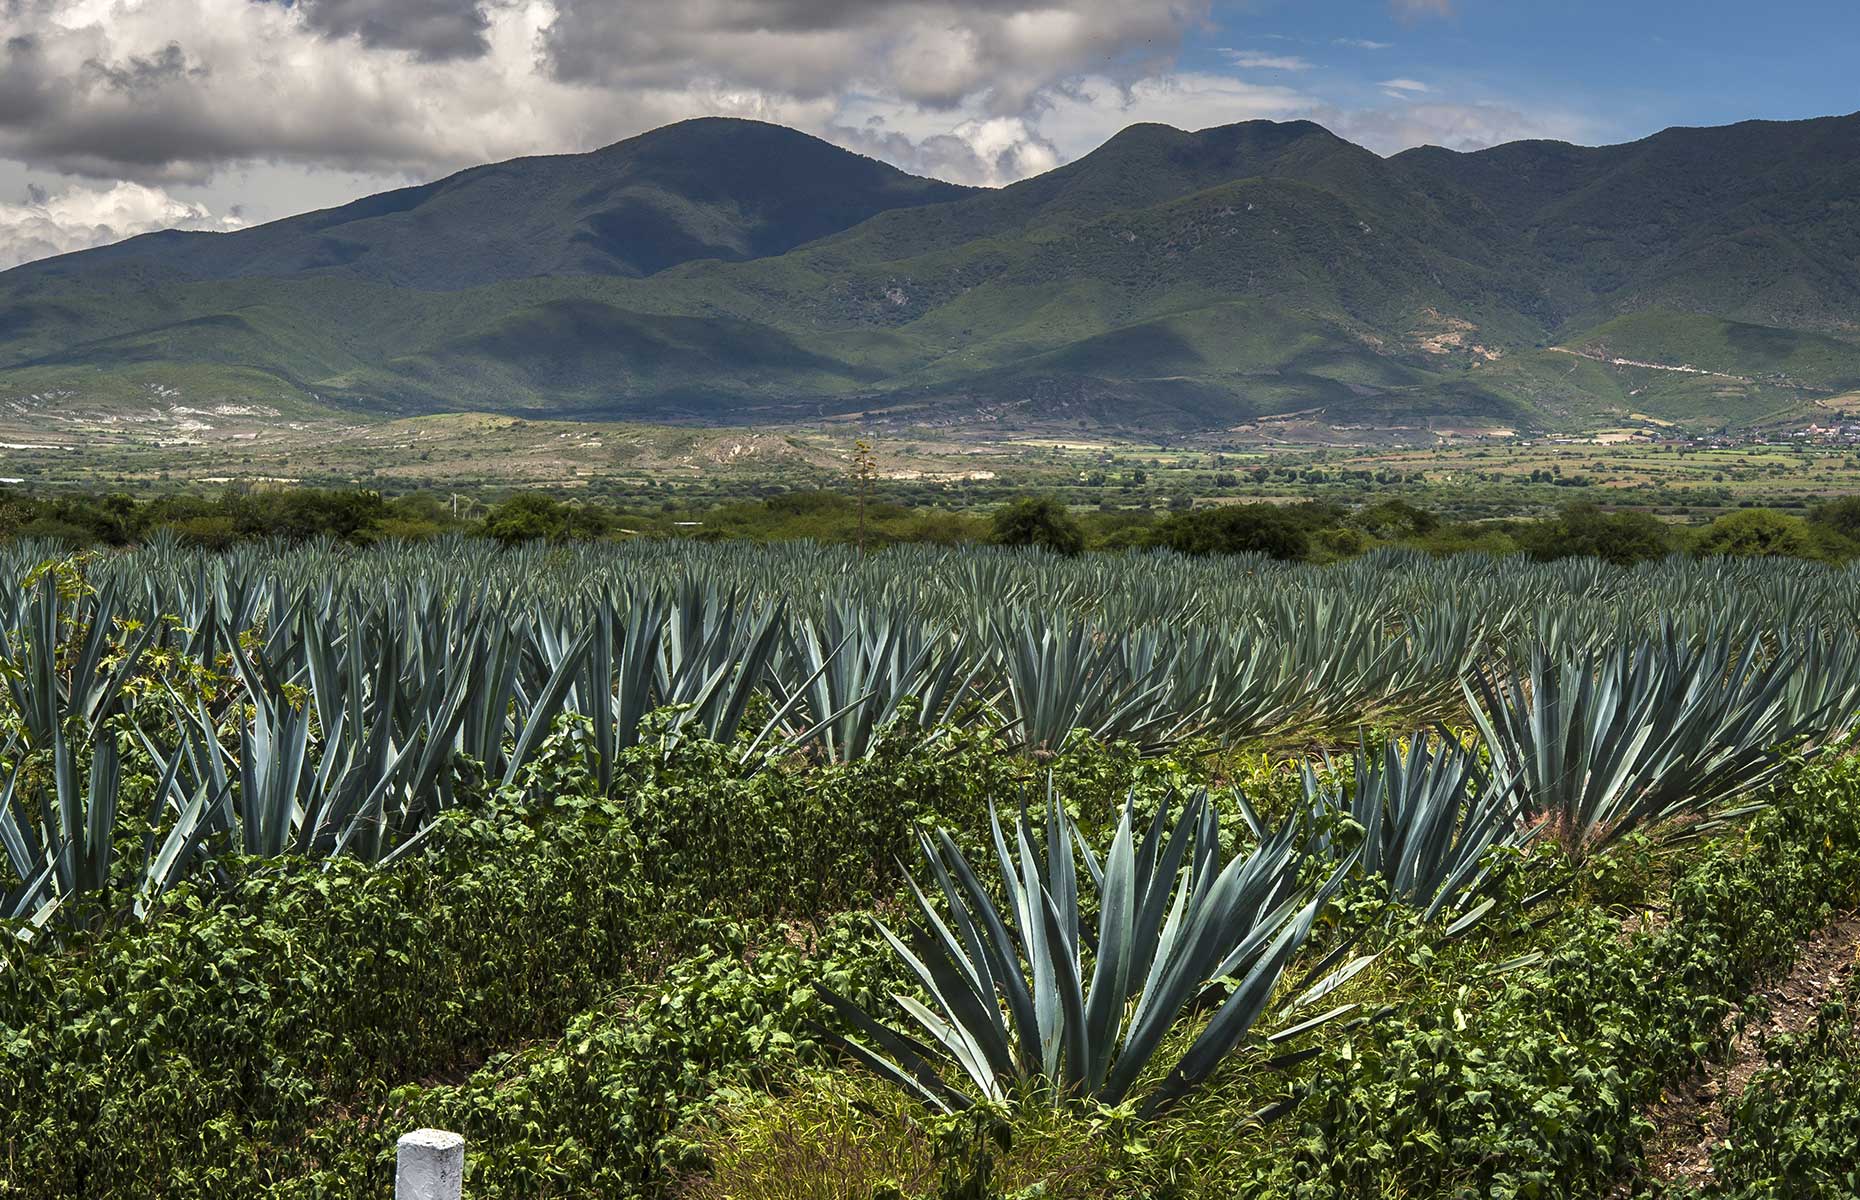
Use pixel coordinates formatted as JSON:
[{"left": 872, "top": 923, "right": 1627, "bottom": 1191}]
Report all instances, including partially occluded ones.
[{"left": 5, "top": 392, "right": 1860, "bottom": 527}]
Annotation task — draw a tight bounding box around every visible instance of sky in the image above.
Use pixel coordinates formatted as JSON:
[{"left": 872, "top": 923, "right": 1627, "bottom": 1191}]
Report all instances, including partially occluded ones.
[{"left": 0, "top": 0, "right": 1856, "bottom": 270}]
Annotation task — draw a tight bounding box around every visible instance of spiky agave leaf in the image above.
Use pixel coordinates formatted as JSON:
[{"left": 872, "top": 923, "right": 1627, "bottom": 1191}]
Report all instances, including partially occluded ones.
[
  {"left": 1468, "top": 627, "right": 1803, "bottom": 858},
  {"left": 821, "top": 788, "right": 1325, "bottom": 1112},
  {"left": 1305, "top": 732, "right": 1528, "bottom": 921}
]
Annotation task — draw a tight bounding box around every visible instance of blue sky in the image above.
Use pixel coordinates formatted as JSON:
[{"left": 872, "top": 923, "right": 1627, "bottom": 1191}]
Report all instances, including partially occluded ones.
[
  {"left": 1, "top": 0, "right": 1856, "bottom": 268},
  {"left": 1190, "top": 0, "right": 1859, "bottom": 147}
]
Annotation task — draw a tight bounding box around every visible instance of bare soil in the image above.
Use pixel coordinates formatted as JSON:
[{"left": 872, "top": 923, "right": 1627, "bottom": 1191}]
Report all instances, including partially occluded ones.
[{"left": 1620, "top": 912, "right": 1860, "bottom": 1195}]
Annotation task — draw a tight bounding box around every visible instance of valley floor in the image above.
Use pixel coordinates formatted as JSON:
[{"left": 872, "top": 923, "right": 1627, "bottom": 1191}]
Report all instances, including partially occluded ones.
[{"left": 4, "top": 402, "right": 1860, "bottom": 522}]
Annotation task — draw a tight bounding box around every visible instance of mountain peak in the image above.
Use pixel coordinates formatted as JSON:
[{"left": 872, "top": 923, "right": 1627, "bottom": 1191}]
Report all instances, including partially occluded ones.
[
  {"left": 8, "top": 117, "right": 971, "bottom": 290},
  {"left": 5, "top": 110, "right": 1860, "bottom": 437},
  {"left": 978, "top": 116, "right": 1358, "bottom": 223},
  {"left": 1087, "top": 117, "right": 1344, "bottom": 163},
  {"left": 591, "top": 115, "right": 865, "bottom": 160}
]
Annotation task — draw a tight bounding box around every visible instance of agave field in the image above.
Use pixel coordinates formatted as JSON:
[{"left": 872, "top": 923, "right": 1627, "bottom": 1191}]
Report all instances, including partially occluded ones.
[{"left": 6, "top": 537, "right": 1860, "bottom": 1198}]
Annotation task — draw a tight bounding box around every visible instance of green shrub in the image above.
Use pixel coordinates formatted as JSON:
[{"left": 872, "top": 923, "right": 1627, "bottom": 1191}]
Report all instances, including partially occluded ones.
[
  {"left": 276, "top": 917, "right": 903, "bottom": 1199},
  {"left": 1697, "top": 984, "right": 1860, "bottom": 1198},
  {"left": 1519, "top": 501, "right": 1674, "bottom": 565},
  {"left": 1808, "top": 494, "right": 1860, "bottom": 544},
  {"left": 1149, "top": 504, "right": 1311, "bottom": 560},
  {"left": 1350, "top": 500, "right": 1441, "bottom": 540},
  {"left": 0, "top": 723, "right": 1215, "bottom": 1199},
  {"left": 1693, "top": 509, "right": 1820, "bottom": 559},
  {"left": 1242, "top": 753, "right": 1860, "bottom": 1199},
  {"left": 484, "top": 492, "right": 613, "bottom": 544},
  {"left": 991, "top": 497, "right": 1086, "bottom": 556},
  {"left": 0, "top": 768, "right": 667, "bottom": 1197}
]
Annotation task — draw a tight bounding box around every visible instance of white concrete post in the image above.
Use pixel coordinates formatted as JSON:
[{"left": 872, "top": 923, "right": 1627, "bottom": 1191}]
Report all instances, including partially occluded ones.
[{"left": 395, "top": 1129, "right": 464, "bottom": 1200}]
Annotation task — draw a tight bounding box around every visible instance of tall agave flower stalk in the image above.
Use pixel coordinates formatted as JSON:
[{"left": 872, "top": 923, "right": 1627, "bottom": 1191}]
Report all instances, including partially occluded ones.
[{"left": 821, "top": 790, "right": 1342, "bottom": 1115}]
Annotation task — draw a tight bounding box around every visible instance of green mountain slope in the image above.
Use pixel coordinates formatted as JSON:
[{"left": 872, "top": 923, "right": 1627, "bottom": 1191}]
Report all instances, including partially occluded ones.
[
  {"left": 1395, "top": 115, "right": 1860, "bottom": 332},
  {"left": 8, "top": 119, "right": 971, "bottom": 291},
  {"left": 3, "top": 112, "right": 1859, "bottom": 435}
]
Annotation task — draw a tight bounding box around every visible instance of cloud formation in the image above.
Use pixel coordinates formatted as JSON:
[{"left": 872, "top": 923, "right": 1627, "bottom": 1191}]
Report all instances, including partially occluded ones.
[
  {"left": 540, "top": 0, "right": 1200, "bottom": 114},
  {"left": 0, "top": 0, "right": 1595, "bottom": 268},
  {"left": 0, "top": 0, "right": 1209, "bottom": 186},
  {"left": 0, "top": 178, "right": 243, "bottom": 269},
  {"left": 1221, "top": 50, "right": 1314, "bottom": 71},
  {"left": 295, "top": 0, "right": 492, "bottom": 61}
]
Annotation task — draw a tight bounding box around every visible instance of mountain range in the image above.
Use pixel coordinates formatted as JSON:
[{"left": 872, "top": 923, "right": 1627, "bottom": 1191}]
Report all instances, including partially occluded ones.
[{"left": 4, "top": 112, "right": 1860, "bottom": 437}]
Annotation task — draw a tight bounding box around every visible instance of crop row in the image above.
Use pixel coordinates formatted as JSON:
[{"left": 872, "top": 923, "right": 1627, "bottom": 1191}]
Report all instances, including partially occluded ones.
[
  {"left": 6, "top": 541, "right": 1860, "bottom": 936},
  {"left": 7, "top": 537, "right": 1860, "bottom": 1196}
]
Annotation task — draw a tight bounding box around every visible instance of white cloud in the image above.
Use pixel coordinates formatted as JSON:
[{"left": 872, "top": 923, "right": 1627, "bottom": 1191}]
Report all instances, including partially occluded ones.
[
  {"left": 0, "top": 0, "right": 1610, "bottom": 267},
  {"left": 1220, "top": 50, "right": 1315, "bottom": 71},
  {"left": 0, "top": 179, "right": 243, "bottom": 269},
  {"left": 1032, "top": 73, "right": 1311, "bottom": 160},
  {"left": 829, "top": 69, "right": 1311, "bottom": 184},
  {"left": 0, "top": 0, "right": 1213, "bottom": 186},
  {"left": 1320, "top": 101, "right": 1592, "bottom": 154},
  {"left": 1335, "top": 38, "right": 1393, "bottom": 50},
  {"left": 949, "top": 115, "right": 1061, "bottom": 180}
]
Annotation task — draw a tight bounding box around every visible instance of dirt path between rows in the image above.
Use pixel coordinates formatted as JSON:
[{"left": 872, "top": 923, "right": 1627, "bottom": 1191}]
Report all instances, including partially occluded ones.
[{"left": 1618, "top": 912, "right": 1860, "bottom": 1195}]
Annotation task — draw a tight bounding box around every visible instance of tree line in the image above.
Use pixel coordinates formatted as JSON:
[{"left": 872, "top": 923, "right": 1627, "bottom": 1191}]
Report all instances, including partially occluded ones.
[{"left": 4, "top": 484, "right": 1860, "bottom": 565}]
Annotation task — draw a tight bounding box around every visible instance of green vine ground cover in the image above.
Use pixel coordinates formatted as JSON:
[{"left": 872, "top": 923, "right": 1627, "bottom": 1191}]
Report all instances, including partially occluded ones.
[
  {"left": 1685, "top": 973, "right": 1860, "bottom": 1199},
  {"left": 7, "top": 541, "right": 1860, "bottom": 1198},
  {"left": 0, "top": 722, "right": 1216, "bottom": 1198},
  {"left": 669, "top": 754, "right": 1860, "bottom": 1200},
  {"left": 9, "top": 734, "right": 1860, "bottom": 1197}
]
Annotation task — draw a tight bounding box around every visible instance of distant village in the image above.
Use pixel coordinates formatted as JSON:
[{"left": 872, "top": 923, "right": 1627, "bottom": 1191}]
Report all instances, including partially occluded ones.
[{"left": 1531, "top": 421, "right": 1860, "bottom": 451}]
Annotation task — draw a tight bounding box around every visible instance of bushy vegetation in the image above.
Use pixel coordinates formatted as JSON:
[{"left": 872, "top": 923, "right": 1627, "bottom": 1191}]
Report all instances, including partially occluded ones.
[
  {"left": 4, "top": 537, "right": 1860, "bottom": 1198},
  {"left": 1253, "top": 751, "right": 1860, "bottom": 1199},
  {"left": 989, "top": 495, "right": 1086, "bottom": 555},
  {"left": 0, "top": 719, "right": 1126, "bottom": 1197},
  {"left": 10, "top": 483, "right": 1860, "bottom": 567},
  {"left": 1519, "top": 501, "right": 1676, "bottom": 565},
  {"left": 1695, "top": 977, "right": 1860, "bottom": 1198},
  {"left": 1147, "top": 502, "right": 1319, "bottom": 560}
]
